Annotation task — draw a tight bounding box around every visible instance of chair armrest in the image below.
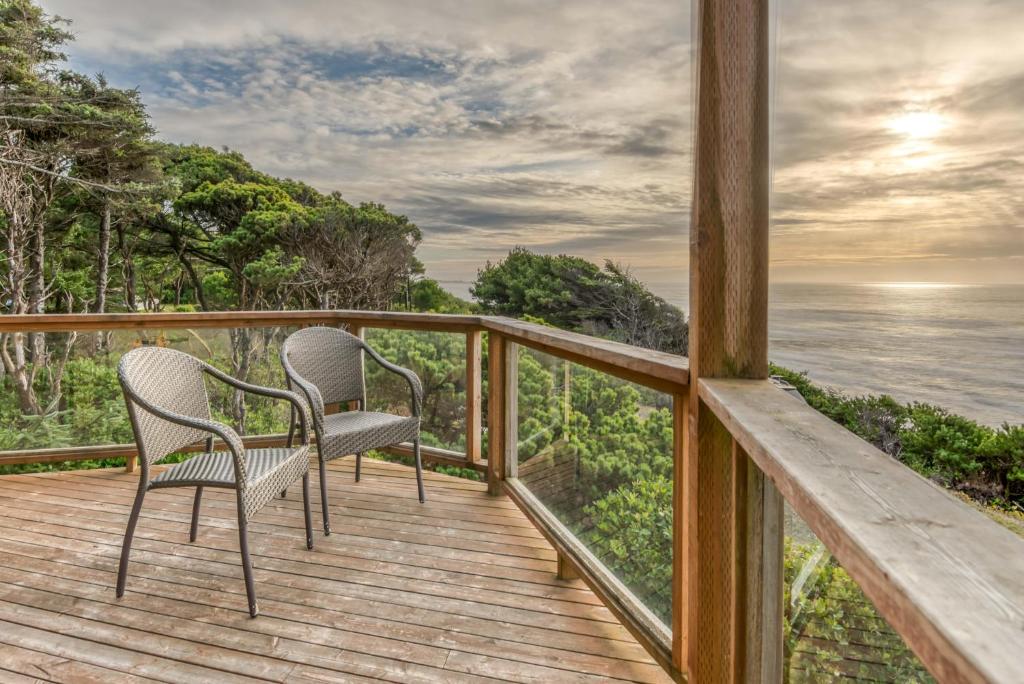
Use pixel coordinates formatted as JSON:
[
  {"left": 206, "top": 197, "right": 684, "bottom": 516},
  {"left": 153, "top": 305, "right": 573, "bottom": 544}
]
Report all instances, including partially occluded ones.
[
  {"left": 203, "top": 364, "right": 312, "bottom": 444},
  {"left": 363, "top": 344, "right": 423, "bottom": 417}
]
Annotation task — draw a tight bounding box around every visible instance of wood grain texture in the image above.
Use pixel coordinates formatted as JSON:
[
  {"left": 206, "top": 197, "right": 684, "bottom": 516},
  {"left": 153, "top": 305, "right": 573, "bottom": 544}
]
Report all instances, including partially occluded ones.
[
  {"left": 481, "top": 317, "right": 688, "bottom": 393},
  {"left": 465, "top": 331, "right": 483, "bottom": 465},
  {"left": 700, "top": 378, "right": 1024, "bottom": 684},
  {"left": 487, "top": 333, "right": 507, "bottom": 496},
  {"left": 0, "top": 458, "right": 670, "bottom": 683},
  {"left": 0, "top": 310, "right": 482, "bottom": 333},
  {"left": 671, "top": 392, "right": 688, "bottom": 671},
  {"left": 686, "top": 0, "right": 771, "bottom": 680}
]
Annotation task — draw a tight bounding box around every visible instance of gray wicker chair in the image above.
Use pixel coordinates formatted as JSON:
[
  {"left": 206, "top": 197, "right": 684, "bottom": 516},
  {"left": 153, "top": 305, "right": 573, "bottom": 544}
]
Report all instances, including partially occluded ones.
[
  {"left": 281, "top": 326, "right": 424, "bottom": 535},
  {"left": 116, "top": 346, "right": 314, "bottom": 617}
]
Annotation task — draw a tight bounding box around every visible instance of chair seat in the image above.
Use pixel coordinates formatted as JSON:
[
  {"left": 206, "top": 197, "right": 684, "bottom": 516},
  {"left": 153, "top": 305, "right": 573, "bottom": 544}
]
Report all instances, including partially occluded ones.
[
  {"left": 150, "top": 447, "right": 309, "bottom": 489},
  {"left": 319, "top": 410, "right": 419, "bottom": 460}
]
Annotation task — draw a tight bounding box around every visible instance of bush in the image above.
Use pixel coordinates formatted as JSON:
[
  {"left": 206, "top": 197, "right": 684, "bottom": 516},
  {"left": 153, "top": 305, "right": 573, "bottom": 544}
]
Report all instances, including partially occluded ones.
[{"left": 584, "top": 476, "right": 673, "bottom": 622}]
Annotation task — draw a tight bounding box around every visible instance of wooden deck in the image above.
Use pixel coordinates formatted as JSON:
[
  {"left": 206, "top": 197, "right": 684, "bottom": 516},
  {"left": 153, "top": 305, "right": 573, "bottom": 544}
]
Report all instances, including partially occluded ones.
[{"left": 0, "top": 456, "right": 670, "bottom": 683}]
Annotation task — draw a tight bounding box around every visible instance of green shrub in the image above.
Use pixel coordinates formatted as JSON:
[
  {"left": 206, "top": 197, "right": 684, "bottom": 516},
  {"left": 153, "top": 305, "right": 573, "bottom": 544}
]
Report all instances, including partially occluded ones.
[{"left": 584, "top": 476, "right": 673, "bottom": 622}]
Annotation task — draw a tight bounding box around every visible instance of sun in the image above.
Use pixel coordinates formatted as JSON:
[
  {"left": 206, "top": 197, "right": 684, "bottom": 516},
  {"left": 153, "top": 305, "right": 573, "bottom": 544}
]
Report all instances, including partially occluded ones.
[{"left": 887, "top": 111, "right": 946, "bottom": 139}]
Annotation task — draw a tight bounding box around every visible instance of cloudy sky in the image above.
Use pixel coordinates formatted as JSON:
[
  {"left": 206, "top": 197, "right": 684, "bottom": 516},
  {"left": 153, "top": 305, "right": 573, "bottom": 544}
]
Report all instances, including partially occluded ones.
[{"left": 40, "top": 0, "right": 1024, "bottom": 290}]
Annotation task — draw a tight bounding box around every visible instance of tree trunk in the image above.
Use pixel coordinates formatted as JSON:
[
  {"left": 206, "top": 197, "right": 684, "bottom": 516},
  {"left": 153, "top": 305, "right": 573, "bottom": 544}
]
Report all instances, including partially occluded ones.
[
  {"left": 179, "top": 253, "right": 209, "bottom": 311},
  {"left": 95, "top": 202, "right": 112, "bottom": 351},
  {"left": 95, "top": 202, "right": 111, "bottom": 313},
  {"left": 27, "top": 217, "right": 47, "bottom": 364},
  {"left": 117, "top": 224, "right": 137, "bottom": 311},
  {"left": 229, "top": 327, "right": 252, "bottom": 434}
]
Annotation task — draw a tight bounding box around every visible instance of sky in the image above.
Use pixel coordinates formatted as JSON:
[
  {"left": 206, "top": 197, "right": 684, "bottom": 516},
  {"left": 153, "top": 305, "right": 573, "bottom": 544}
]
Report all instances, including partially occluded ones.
[{"left": 39, "top": 0, "right": 1024, "bottom": 289}]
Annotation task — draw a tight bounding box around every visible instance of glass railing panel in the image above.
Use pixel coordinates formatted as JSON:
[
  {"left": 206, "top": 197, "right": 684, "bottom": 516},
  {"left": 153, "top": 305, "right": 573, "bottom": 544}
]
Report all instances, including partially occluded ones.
[
  {"left": 785, "top": 505, "right": 933, "bottom": 682},
  {"left": 362, "top": 328, "right": 467, "bottom": 455},
  {"left": 514, "top": 345, "right": 675, "bottom": 625},
  {"left": 0, "top": 326, "right": 300, "bottom": 469}
]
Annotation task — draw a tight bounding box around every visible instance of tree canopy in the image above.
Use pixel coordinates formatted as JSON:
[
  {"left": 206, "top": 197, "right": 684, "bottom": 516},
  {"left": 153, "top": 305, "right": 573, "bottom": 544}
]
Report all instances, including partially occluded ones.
[{"left": 472, "top": 247, "right": 688, "bottom": 354}]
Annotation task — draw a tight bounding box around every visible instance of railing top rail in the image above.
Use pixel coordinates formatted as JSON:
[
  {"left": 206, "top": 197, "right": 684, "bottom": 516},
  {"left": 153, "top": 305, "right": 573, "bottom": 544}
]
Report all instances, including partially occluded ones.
[
  {"left": 0, "top": 310, "right": 484, "bottom": 333},
  {"left": 700, "top": 377, "right": 1024, "bottom": 684},
  {"left": 481, "top": 316, "right": 689, "bottom": 393},
  {"left": 0, "top": 311, "right": 691, "bottom": 389}
]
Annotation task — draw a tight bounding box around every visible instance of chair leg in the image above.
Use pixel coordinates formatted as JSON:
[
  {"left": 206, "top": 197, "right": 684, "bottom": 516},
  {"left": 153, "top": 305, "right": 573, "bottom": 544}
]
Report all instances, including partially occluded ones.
[
  {"left": 414, "top": 439, "right": 425, "bottom": 503},
  {"left": 355, "top": 452, "right": 362, "bottom": 482},
  {"left": 237, "top": 502, "right": 258, "bottom": 618},
  {"left": 189, "top": 486, "right": 203, "bottom": 542},
  {"left": 116, "top": 478, "right": 147, "bottom": 598},
  {"left": 280, "top": 488, "right": 287, "bottom": 498},
  {"left": 319, "top": 457, "right": 331, "bottom": 536},
  {"left": 302, "top": 472, "right": 313, "bottom": 550}
]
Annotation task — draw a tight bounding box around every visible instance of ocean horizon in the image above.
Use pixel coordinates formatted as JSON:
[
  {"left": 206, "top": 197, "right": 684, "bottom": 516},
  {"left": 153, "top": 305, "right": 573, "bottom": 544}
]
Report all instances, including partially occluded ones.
[{"left": 439, "top": 279, "right": 1024, "bottom": 426}]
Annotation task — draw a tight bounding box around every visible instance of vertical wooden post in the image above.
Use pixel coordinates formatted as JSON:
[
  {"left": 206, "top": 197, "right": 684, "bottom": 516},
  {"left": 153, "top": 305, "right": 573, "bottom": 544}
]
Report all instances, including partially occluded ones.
[
  {"left": 125, "top": 454, "right": 138, "bottom": 473},
  {"left": 671, "top": 391, "right": 689, "bottom": 668},
  {"left": 487, "top": 333, "right": 506, "bottom": 496},
  {"left": 465, "top": 330, "right": 483, "bottom": 466},
  {"left": 739, "top": 442, "right": 785, "bottom": 681},
  {"left": 557, "top": 553, "right": 580, "bottom": 581},
  {"left": 684, "top": 0, "right": 775, "bottom": 682}
]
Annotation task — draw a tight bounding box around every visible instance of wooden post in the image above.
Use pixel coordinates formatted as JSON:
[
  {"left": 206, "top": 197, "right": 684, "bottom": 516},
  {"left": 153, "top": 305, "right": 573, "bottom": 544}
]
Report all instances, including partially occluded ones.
[
  {"left": 125, "top": 454, "right": 138, "bottom": 473},
  {"left": 671, "top": 392, "right": 688, "bottom": 668},
  {"left": 683, "top": 0, "right": 775, "bottom": 681},
  {"left": 738, "top": 442, "right": 784, "bottom": 681},
  {"left": 486, "top": 333, "right": 506, "bottom": 495},
  {"left": 465, "top": 331, "right": 483, "bottom": 466},
  {"left": 557, "top": 553, "right": 580, "bottom": 580}
]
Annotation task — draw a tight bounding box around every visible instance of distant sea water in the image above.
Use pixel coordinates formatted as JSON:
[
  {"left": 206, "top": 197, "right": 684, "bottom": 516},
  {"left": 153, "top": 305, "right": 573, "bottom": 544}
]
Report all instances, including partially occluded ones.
[{"left": 441, "top": 280, "right": 1024, "bottom": 426}]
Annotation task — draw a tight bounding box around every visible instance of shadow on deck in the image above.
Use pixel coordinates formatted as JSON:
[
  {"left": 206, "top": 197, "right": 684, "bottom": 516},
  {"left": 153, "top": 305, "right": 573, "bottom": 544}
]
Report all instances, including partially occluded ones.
[{"left": 0, "top": 456, "right": 670, "bottom": 683}]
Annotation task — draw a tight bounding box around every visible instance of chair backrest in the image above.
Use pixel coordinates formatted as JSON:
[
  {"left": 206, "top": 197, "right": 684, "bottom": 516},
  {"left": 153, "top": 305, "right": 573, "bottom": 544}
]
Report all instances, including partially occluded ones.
[
  {"left": 282, "top": 326, "right": 365, "bottom": 406},
  {"left": 119, "top": 346, "right": 212, "bottom": 466}
]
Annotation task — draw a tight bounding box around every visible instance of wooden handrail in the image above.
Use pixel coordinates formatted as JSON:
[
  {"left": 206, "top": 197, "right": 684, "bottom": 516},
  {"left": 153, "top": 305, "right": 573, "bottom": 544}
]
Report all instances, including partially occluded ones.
[
  {"left": 699, "top": 377, "right": 1024, "bottom": 684},
  {"left": 481, "top": 317, "right": 689, "bottom": 393},
  {"left": 0, "top": 311, "right": 691, "bottom": 386},
  {"left": 0, "top": 310, "right": 483, "bottom": 333}
]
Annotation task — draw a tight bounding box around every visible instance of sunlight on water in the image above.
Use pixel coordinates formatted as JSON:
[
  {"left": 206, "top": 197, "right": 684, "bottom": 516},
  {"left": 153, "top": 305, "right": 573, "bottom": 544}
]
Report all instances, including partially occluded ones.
[{"left": 865, "top": 282, "right": 967, "bottom": 290}]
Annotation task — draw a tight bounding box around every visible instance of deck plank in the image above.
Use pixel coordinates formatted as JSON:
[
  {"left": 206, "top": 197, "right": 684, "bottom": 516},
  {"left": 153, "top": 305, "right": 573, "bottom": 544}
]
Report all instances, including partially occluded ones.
[{"left": 0, "top": 458, "right": 670, "bottom": 683}]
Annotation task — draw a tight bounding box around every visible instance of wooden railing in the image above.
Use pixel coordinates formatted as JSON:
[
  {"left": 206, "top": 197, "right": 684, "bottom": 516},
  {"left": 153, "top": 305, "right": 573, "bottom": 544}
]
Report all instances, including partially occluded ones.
[
  {"left": 1, "top": 310, "right": 1022, "bottom": 683},
  {"left": 0, "top": 311, "right": 484, "bottom": 473}
]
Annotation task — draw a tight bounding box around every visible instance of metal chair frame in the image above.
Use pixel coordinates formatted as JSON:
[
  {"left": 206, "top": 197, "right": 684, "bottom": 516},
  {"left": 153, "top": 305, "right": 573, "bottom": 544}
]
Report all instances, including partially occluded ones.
[
  {"left": 281, "top": 326, "right": 425, "bottom": 536},
  {"left": 116, "top": 346, "right": 314, "bottom": 617}
]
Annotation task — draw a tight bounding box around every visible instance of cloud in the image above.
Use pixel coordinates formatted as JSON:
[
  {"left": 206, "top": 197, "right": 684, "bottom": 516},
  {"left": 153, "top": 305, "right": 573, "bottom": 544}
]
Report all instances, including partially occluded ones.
[{"left": 39, "top": 0, "right": 1024, "bottom": 284}]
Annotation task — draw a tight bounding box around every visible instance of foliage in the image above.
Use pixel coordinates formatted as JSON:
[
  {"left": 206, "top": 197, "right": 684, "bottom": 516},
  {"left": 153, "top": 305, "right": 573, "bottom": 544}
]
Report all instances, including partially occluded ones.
[
  {"left": 401, "top": 278, "right": 475, "bottom": 314},
  {"left": 784, "top": 538, "right": 934, "bottom": 682},
  {"left": 583, "top": 476, "right": 673, "bottom": 620},
  {"left": 473, "top": 247, "right": 688, "bottom": 354}
]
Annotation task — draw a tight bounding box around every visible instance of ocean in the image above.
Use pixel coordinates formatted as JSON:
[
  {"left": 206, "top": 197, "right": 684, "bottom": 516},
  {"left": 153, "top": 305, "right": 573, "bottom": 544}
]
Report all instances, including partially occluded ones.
[{"left": 441, "top": 280, "right": 1024, "bottom": 426}]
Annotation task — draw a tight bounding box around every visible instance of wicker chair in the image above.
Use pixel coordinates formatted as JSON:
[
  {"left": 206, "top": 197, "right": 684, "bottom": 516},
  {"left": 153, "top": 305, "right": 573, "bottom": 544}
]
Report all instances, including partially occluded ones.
[
  {"left": 116, "top": 346, "right": 314, "bottom": 617},
  {"left": 281, "top": 326, "right": 424, "bottom": 535}
]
